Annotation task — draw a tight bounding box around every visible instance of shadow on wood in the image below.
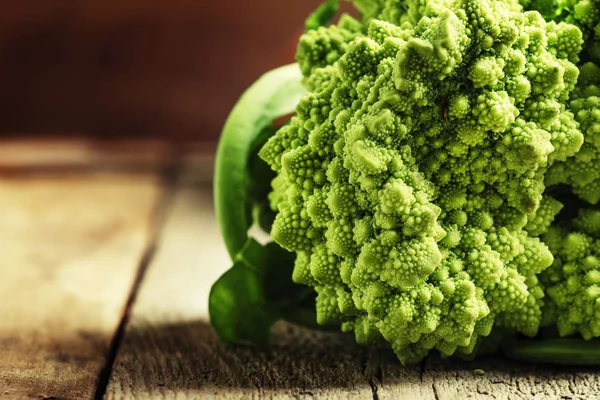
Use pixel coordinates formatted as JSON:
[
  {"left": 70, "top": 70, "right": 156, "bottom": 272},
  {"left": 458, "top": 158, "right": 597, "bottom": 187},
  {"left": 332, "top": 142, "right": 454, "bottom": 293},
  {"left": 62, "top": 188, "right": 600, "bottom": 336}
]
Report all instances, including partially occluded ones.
[
  {"left": 108, "top": 320, "right": 375, "bottom": 395},
  {"left": 107, "top": 319, "right": 600, "bottom": 398},
  {"left": 0, "top": 330, "right": 108, "bottom": 400}
]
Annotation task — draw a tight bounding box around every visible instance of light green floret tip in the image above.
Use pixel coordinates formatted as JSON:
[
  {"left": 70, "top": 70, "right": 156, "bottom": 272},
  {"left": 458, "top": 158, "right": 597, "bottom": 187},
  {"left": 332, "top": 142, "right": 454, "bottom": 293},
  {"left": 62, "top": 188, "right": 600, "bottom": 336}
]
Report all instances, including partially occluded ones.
[{"left": 260, "top": 0, "right": 585, "bottom": 364}]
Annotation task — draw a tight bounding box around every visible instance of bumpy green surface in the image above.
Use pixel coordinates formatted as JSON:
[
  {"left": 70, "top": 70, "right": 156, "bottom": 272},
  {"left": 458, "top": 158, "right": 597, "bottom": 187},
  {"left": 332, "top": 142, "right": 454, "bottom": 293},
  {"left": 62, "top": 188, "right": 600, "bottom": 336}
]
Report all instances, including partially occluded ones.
[
  {"left": 253, "top": 0, "right": 600, "bottom": 364},
  {"left": 542, "top": 209, "right": 600, "bottom": 339},
  {"left": 541, "top": 0, "right": 600, "bottom": 202},
  {"left": 259, "top": 0, "right": 588, "bottom": 364},
  {"left": 523, "top": 0, "right": 600, "bottom": 344}
]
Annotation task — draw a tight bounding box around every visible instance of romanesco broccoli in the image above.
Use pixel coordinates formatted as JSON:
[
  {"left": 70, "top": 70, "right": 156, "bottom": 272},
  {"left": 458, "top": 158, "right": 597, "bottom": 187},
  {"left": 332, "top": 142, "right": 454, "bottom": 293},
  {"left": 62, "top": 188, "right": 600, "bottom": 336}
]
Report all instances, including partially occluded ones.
[
  {"left": 212, "top": 0, "right": 600, "bottom": 366},
  {"left": 259, "top": 0, "right": 583, "bottom": 363}
]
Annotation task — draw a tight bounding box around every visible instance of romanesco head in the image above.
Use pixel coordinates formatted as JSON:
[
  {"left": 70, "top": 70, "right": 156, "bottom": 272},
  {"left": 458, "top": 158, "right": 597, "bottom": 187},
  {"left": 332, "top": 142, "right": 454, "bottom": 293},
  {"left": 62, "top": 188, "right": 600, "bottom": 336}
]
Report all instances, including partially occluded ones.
[{"left": 259, "top": 0, "right": 583, "bottom": 363}]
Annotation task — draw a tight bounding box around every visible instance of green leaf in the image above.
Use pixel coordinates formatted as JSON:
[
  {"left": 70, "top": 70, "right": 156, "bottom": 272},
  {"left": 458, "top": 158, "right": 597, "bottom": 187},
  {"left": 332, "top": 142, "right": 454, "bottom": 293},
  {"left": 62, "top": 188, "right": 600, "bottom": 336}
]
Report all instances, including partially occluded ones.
[
  {"left": 214, "top": 64, "right": 305, "bottom": 258},
  {"left": 211, "top": 64, "right": 326, "bottom": 344},
  {"left": 305, "top": 0, "right": 341, "bottom": 31},
  {"left": 208, "top": 260, "right": 275, "bottom": 344},
  {"left": 209, "top": 238, "right": 317, "bottom": 344}
]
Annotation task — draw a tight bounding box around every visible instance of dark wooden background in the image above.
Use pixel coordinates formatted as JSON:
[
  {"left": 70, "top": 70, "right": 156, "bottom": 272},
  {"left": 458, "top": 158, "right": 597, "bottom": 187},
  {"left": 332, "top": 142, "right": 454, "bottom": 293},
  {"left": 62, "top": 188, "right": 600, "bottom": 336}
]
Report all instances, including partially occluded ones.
[{"left": 0, "top": 0, "right": 328, "bottom": 141}]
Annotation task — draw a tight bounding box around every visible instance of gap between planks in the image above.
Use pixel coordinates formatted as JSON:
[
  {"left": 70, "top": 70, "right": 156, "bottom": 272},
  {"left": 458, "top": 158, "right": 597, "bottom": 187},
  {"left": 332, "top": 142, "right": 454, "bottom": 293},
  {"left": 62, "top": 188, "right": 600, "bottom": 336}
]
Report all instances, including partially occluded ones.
[
  {"left": 0, "top": 165, "right": 169, "bottom": 398},
  {"left": 0, "top": 138, "right": 203, "bottom": 400},
  {"left": 92, "top": 162, "right": 182, "bottom": 400},
  {"left": 92, "top": 150, "right": 216, "bottom": 399}
]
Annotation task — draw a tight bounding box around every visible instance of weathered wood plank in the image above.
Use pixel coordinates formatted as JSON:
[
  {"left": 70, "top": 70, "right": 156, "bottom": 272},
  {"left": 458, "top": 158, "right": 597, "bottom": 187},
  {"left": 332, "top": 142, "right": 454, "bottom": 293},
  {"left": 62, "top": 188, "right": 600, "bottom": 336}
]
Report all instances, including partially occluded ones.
[
  {"left": 370, "top": 348, "right": 600, "bottom": 399},
  {"left": 108, "top": 320, "right": 376, "bottom": 399},
  {"left": 368, "top": 351, "right": 435, "bottom": 400},
  {"left": 419, "top": 355, "right": 600, "bottom": 400},
  {"left": 105, "top": 180, "right": 381, "bottom": 399},
  {"left": 0, "top": 170, "right": 165, "bottom": 399}
]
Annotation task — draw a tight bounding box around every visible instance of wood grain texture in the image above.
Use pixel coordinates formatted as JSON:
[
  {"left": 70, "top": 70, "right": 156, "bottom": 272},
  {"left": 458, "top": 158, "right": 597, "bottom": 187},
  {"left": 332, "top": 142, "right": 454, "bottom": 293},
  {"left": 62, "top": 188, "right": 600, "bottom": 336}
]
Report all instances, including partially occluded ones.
[
  {"left": 108, "top": 320, "right": 377, "bottom": 399},
  {"left": 419, "top": 356, "right": 600, "bottom": 400},
  {"left": 369, "top": 341, "right": 600, "bottom": 400},
  {"left": 105, "top": 180, "right": 380, "bottom": 399},
  {"left": 0, "top": 170, "right": 165, "bottom": 399}
]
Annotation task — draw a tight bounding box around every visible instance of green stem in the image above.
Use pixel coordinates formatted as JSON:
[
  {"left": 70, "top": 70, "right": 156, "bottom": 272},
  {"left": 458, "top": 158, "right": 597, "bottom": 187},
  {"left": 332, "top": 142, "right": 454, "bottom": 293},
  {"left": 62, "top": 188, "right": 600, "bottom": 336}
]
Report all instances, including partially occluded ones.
[{"left": 503, "top": 338, "right": 600, "bottom": 365}]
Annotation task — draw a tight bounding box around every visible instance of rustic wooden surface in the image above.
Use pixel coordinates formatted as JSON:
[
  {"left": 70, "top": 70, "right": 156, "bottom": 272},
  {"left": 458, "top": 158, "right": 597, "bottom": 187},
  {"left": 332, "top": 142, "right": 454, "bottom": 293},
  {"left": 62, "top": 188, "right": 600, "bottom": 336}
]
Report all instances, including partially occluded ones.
[
  {"left": 2, "top": 139, "right": 600, "bottom": 400},
  {"left": 103, "top": 180, "right": 377, "bottom": 399},
  {"left": 0, "top": 142, "right": 168, "bottom": 399}
]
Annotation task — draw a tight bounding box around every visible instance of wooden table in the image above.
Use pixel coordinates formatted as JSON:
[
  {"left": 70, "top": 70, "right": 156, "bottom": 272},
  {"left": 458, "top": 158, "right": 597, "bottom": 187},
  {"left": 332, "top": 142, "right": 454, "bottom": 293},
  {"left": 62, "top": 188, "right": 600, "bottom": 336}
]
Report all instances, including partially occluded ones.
[{"left": 1, "top": 139, "right": 598, "bottom": 400}]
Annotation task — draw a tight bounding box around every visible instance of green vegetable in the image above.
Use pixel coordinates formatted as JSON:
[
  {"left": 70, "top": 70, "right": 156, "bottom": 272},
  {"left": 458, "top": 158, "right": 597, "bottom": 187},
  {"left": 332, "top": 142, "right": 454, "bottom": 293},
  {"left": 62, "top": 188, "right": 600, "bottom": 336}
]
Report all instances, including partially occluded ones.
[
  {"left": 211, "top": 64, "right": 308, "bottom": 343},
  {"left": 214, "top": 63, "right": 305, "bottom": 258},
  {"left": 210, "top": 0, "right": 600, "bottom": 366}
]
